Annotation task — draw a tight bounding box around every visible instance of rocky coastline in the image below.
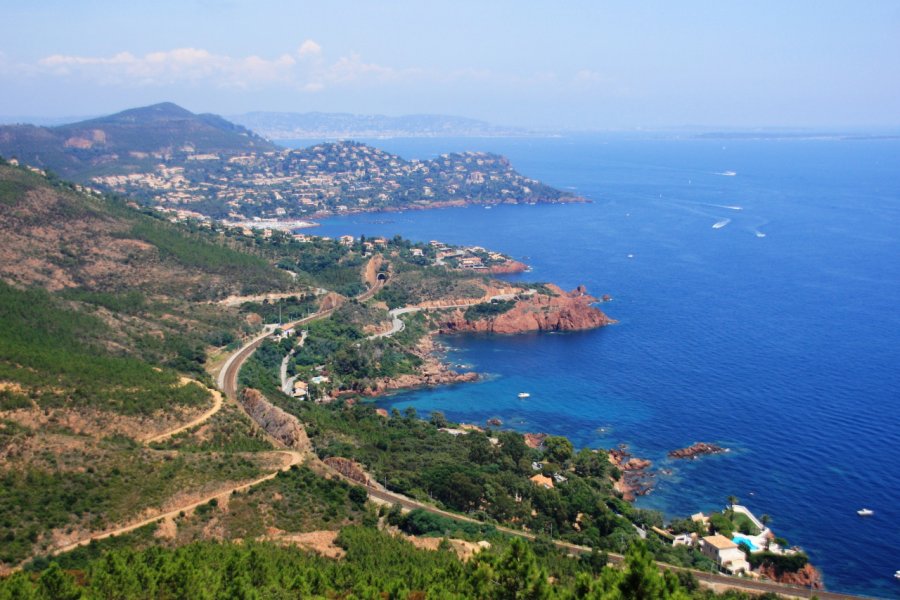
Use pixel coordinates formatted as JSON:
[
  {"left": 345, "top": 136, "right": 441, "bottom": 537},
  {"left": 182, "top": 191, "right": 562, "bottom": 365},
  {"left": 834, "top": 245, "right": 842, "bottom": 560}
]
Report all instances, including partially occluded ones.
[
  {"left": 364, "top": 283, "right": 612, "bottom": 398},
  {"left": 437, "top": 284, "right": 614, "bottom": 335},
  {"left": 308, "top": 195, "right": 589, "bottom": 220},
  {"left": 364, "top": 336, "right": 478, "bottom": 396},
  {"left": 485, "top": 260, "right": 529, "bottom": 275},
  {"left": 609, "top": 445, "right": 655, "bottom": 501}
]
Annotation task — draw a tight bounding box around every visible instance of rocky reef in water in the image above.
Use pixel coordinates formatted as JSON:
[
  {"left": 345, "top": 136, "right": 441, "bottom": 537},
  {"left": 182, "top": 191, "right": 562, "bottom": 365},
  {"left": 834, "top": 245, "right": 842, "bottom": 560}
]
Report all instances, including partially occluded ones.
[{"left": 667, "top": 442, "right": 729, "bottom": 460}]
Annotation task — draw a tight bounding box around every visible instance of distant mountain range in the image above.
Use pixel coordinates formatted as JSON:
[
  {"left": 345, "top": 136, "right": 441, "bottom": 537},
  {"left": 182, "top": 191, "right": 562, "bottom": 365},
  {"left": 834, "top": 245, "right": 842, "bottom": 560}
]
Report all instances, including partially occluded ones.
[
  {"left": 229, "top": 111, "right": 537, "bottom": 139},
  {"left": 0, "top": 102, "right": 277, "bottom": 178}
]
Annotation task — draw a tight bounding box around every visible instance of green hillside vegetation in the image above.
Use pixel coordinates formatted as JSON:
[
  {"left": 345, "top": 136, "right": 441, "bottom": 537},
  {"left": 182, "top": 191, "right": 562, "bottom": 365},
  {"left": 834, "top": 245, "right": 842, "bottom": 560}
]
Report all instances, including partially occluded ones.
[
  {"left": 279, "top": 237, "right": 369, "bottom": 297},
  {"left": 148, "top": 402, "right": 273, "bottom": 454},
  {"left": 0, "top": 161, "right": 294, "bottom": 299},
  {"left": 272, "top": 401, "right": 702, "bottom": 569},
  {"left": 377, "top": 263, "right": 486, "bottom": 308},
  {"left": 238, "top": 302, "right": 426, "bottom": 397},
  {"left": 464, "top": 299, "right": 517, "bottom": 321},
  {"left": 0, "top": 164, "right": 317, "bottom": 568},
  {"left": 0, "top": 282, "right": 209, "bottom": 414},
  {"left": 0, "top": 528, "right": 777, "bottom": 600},
  {"left": 0, "top": 426, "right": 267, "bottom": 565}
]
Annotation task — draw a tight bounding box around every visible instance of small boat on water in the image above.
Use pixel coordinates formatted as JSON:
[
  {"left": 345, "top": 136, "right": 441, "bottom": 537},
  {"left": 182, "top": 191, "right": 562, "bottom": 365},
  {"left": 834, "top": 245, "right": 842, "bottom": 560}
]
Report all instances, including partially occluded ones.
[
  {"left": 517, "top": 392, "right": 530, "bottom": 399},
  {"left": 857, "top": 508, "right": 874, "bottom": 516}
]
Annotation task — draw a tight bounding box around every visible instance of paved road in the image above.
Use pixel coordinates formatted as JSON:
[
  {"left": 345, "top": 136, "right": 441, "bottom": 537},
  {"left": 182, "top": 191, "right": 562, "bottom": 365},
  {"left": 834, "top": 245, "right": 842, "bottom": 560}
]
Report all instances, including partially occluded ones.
[{"left": 367, "top": 291, "right": 527, "bottom": 340}]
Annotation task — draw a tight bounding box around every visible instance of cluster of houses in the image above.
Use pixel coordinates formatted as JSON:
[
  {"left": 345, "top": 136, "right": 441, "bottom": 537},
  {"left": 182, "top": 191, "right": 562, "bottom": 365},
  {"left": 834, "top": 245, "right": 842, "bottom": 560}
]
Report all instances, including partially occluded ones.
[
  {"left": 429, "top": 240, "right": 511, "bottom": 271},
  {"left": 89, "top": 141, "right": 546, "bottom": 220}
]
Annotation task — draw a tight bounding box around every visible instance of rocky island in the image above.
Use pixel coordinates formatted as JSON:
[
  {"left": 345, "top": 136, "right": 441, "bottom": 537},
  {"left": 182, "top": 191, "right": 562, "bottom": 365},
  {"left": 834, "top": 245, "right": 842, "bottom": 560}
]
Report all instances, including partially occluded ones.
[{"left": 668, "top": 442, "right": 729, "bottom": 460}]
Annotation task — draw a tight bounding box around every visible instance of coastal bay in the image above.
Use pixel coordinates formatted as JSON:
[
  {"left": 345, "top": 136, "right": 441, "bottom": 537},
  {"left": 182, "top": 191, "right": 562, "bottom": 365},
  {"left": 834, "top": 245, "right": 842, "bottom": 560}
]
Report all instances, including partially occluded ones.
[{"left": 306, "top": 135, "right": 900, "bottom": 598}]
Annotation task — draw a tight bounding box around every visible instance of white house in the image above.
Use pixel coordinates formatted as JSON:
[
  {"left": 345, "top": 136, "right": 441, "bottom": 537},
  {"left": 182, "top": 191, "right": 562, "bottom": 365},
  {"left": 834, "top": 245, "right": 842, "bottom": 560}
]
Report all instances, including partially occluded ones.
[{"left": 701, "top": 535, "right": 751, "bottom": 574}]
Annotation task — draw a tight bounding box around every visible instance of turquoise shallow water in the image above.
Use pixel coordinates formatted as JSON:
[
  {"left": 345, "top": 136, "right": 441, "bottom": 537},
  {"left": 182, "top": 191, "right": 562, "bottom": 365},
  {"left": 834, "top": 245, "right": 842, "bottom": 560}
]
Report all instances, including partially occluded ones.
[{"left": 299, "top": 135, "right": 900, "bottom": 597}]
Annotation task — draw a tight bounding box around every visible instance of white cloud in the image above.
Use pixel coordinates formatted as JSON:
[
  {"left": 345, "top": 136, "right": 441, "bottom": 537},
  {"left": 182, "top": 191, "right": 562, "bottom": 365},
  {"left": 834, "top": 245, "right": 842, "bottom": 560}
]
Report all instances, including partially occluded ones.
[
  {"left": 36, "top": 47, "right": 300, "bottom": 88},
  {"left": 297, "top": 39, "right": 322, "bottom": 58},
  {"left": 27, "top": 43, "right": 566, "bottom": 96}
]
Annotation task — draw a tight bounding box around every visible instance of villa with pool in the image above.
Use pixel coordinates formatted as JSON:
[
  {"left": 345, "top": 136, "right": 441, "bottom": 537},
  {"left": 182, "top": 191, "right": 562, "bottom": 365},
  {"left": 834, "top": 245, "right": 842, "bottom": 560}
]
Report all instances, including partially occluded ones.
[{"left": 676, "top": 505, "right": 797, "bottom": 575}]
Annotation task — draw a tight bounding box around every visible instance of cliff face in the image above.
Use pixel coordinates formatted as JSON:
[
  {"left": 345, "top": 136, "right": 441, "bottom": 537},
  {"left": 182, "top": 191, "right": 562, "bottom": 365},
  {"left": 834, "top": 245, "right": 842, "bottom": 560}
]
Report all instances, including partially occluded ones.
[
  {"left": 239, "top": 388, "right": 309, "bottom": 450},
  {"left": 437, "top": 285, "right": 614, "bottom": 335},
  {"left": 758, "top": 562, "right": 824, "bottom": 590}
]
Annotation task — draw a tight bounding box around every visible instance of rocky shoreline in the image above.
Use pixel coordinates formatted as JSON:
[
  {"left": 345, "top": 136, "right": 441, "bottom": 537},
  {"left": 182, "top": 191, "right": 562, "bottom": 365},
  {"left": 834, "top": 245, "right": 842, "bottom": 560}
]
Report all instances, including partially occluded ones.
[
  {"left": 308, "top": 195, "right": 589, "bottom": 221},
  {"left": 437, "top": 284, "right": 615, "bottom": 335},
  {"left": 609, "top": 445, "right": 655, "bottom": 501},
  {"left": 485, "top": 260, "right": 529, "bottom": 275},
  {"left": 364, "top": 336, "right": 478, "bottom": 396}
]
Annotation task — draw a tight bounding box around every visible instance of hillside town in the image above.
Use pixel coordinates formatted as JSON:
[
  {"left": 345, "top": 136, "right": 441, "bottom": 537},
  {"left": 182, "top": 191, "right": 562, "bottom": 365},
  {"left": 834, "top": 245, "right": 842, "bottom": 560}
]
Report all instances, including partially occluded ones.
[{"left": 91, "top": 141, "right": 578, "bottom": 220}]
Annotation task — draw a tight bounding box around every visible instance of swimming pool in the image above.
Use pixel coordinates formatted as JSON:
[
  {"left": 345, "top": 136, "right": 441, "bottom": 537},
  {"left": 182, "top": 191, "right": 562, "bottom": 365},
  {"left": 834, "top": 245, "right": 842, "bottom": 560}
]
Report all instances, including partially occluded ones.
[{"left": 732, "top": 535, "right": 759, "bottom": 551}]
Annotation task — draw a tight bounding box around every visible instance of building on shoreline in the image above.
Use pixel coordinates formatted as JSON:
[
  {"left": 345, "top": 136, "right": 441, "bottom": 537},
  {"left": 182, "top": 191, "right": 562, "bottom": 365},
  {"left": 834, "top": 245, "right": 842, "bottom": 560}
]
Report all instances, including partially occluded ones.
[{"left": 701, "top": 535, "right": 751, "bottom": 575}]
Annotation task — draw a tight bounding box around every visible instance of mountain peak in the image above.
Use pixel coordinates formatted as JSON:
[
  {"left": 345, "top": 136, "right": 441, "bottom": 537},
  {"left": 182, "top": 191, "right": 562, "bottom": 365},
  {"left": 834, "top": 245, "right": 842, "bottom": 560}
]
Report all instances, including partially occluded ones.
[{"left": 80, "top": 102, "right": 196, "bottom": 125}]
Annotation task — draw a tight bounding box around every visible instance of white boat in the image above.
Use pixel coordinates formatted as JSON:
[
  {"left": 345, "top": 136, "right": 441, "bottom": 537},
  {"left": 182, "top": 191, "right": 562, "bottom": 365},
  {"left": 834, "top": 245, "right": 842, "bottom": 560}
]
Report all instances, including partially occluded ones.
[
  {"left": 857, "top": 508, "right": 874, "bottom": 516},
  {"left": 895, "top": 570, "right": 900, "bottom": 580},
  {"left": 517, "top": 392, "right": 530, "bottom": 399},
  {"left": 712, "top": 218, "right": 731, "bottom": 229}
]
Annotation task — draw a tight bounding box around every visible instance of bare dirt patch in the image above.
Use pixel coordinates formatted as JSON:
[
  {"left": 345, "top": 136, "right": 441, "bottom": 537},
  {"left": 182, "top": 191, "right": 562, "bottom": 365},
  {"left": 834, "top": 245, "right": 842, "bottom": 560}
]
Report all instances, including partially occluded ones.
[{"left": 270, "top": 530, "right": 345, "bottom": 559}]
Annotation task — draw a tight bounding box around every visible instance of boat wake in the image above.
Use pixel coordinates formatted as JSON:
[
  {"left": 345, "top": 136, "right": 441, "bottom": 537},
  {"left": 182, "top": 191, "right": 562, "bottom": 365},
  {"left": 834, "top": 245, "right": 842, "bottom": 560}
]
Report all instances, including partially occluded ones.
[{"left": 712, "top": 218, "right": 731, "bottom": 229}]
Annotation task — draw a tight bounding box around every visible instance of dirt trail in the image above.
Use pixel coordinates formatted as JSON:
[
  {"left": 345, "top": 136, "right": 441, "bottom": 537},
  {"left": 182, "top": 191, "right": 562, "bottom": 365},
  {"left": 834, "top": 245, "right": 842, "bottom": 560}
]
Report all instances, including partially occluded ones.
[
  {"left": 143, "top": 379, "right": 224, "bottom": 444},
  {"left": 50, "top": 450, "right": 303, "bottom": 557}
]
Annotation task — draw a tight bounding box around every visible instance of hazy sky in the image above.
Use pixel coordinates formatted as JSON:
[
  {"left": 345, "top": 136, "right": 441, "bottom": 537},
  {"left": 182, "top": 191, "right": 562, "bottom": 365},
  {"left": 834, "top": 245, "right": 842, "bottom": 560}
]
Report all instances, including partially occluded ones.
[{"left": 1, "top": 1, "right": 898, "bottom": 129}]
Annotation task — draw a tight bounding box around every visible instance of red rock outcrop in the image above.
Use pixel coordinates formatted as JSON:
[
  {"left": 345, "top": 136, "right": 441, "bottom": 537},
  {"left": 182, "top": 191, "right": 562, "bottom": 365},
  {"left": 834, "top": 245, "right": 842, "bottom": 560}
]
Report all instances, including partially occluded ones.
[
  {"left": 758, "top": 562, "right": 824, "bottom": 590},
  {"left": 609, "top": 445, "right": 655, "bottom": 501},
  {"left": 524, "top": 433, "right": 548, "bottom": 449},
  {"left": 486, "top": 260, "right": 528, "bottom": 274},
  {"left": 668, "top": 442, "right": 729, "bottom": 460},
  {"left": 437, "top": 284, "right": 614, "bottom": 335},
  {"left": 239, "top": 388, "right": 309, "bottom": 449}
]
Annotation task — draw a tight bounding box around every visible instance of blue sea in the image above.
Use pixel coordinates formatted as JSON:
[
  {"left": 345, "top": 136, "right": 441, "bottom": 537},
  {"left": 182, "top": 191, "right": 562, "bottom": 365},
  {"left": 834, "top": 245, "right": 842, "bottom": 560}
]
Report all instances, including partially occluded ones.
[{"left": 294, "top": 135, "right": 900, "bottom": 597}]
